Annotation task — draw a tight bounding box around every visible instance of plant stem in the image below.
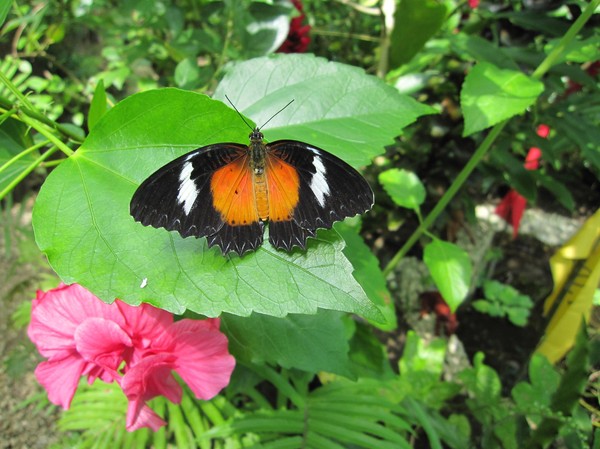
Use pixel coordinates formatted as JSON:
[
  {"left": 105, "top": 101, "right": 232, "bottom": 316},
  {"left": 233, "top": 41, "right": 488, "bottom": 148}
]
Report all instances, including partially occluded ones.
[
  {"left": 0, "top": 140, "right": 50, "bottom": 174},
  {"left": 0, "top": 96, "right": 84, "bottom": 144},
  {"left": 383, "top": 121, "right": 507, "bottom": 277},
  {"left": 0, "top": 146, "right": 59, "bottom": 201},
  {"left": 531, "top": 0, "right": 600, "bottom": 80},
  {"left": 18, "top": 113, "right": 74, "bottom": 157},
  {"left": 382, "top": 0, "right": 600, "bottom": 277}
]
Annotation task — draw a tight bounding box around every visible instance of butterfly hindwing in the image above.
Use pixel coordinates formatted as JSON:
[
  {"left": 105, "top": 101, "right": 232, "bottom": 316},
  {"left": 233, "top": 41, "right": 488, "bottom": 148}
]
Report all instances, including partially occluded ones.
[
  {"left": 130, "top": 143, "right": 263, "bottom": 255},
  {"left": 265, "top": 141, "right": 374, "bottom": 250}
]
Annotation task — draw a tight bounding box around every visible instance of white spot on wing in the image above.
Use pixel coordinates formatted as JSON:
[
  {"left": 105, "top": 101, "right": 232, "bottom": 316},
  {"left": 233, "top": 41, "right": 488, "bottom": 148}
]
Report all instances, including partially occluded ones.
[
  {"left": 310, "top": 155, "right": 330, "bottom": 207},
  {"left": 140, "top": 277, "right": 148, "bottom": 288},
  {"left": 177, "top": 161, "right": 198, "bottom": 215}
]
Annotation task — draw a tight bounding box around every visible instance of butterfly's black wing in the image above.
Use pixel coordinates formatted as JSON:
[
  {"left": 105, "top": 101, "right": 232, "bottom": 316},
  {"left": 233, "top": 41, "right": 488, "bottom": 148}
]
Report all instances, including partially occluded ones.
[
  {"left": 265, "top": 140, "right": 374, "bottom": 251},
  {"left": 130, "top": 144, "right": 264, "bottom": 255}
]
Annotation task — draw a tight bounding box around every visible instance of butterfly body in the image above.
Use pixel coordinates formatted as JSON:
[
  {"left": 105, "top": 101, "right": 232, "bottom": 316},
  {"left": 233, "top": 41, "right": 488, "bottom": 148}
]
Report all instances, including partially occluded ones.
[{"left": 130, "top": 128, "right": 374, "bottom": 255}]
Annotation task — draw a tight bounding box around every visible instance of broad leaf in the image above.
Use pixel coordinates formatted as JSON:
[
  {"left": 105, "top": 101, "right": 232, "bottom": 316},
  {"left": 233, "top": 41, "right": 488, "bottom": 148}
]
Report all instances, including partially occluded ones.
[
  {"left": 460, "top": 62, "right": 544, "bottom": 136},
  {"left": 222, "top": 311, "right": 353, "bottom": 377},
  {"left": 423, "top": 239, "right": 472, "bottom": 312},
  {"left": 379, "top": 168, "right": 426, "bottom": 210},
  {"left": 32, "top": 57, "right": 435, "bottom": 322},
  {"left": 214, "top": 54, "right": 436, "bottom": 167}
]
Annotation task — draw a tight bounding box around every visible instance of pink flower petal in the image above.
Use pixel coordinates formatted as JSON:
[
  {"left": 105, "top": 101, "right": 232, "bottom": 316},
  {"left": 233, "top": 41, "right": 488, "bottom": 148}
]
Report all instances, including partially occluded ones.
[
  {"left": 126, "top": 399, "right": 167, "bottom": 432},
  {"left": 34, "top": 356, "right": 88, "bottom": 409},
  {"left": 75, "top": 317, "right": 133, "bottom": 375},
  {"left": 28, "top": 284, "right": 126, "bottom": 358},
  {"left": 122, "top": 354, "right": 181, "bottom": 405},
  {"left": 168, "top": 319, "right": 236, "bottom": 400},
  {"left": 116, "top": 302, "right": 173, "bottom": 352}
]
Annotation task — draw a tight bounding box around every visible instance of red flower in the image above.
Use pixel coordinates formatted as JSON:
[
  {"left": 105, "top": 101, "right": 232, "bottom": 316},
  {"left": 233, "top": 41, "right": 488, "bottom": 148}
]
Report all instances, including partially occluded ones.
[
  {"left": 495, "top": 190, "right": 528, "bottom": 238},
  {"left": 468, "top": 0, "right": 480, "bottom": 8},
  {"left": 28, "top": 284, "right": 235, "bottom": 431},
  {"left": 536, "top": 124, "right": 550, "bottom": 139},
  {"left": 277, "top": 0, "right": 311, "bottom": 53},
  {"left": 524, "top": 147, "right": 542, "bottom": 170},
  {"left": 495, "top": 147, "right": 542, "bottom": 238}
]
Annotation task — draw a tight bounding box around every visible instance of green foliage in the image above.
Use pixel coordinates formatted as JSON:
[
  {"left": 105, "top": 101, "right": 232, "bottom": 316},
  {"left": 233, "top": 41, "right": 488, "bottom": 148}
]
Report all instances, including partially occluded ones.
[
  {"left": 389, "top": 0, "right": 447, "bottom": 69},
  {"left": 1, "top": 0, "right": 600, "bottom": 447},
  {"left": 378, "top": 168, "right": 426, "bottom": 211},
  {"left": 461, "top": 62, "right": 545, "bottom": 136},
  {"left": 423, "top": 239, "right": 472, "bottom": 312},
  {"left": 473, "top": 280, "right": 534, "bottom": 326},
  {"left": 32, "top": 55, "right": 431, "bottom": 322}
]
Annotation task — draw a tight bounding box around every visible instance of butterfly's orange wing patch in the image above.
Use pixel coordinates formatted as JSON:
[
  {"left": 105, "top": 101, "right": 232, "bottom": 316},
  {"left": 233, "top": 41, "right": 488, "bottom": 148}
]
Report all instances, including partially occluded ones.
[
  {"left": 210, "top": 154, "right": 259, "bottom": 227},
  {"left": 265, "top": 153, "right": 300, "bottom": 222}
]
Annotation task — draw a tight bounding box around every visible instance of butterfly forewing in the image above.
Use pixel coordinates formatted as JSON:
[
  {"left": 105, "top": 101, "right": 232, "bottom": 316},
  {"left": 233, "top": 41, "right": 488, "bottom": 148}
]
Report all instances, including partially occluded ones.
[
  {"left": 131, "top": 143, "right": 262, "bottom": 254},
  {"left": 265, "top": 141, "right": 374, "bottom": 251}
]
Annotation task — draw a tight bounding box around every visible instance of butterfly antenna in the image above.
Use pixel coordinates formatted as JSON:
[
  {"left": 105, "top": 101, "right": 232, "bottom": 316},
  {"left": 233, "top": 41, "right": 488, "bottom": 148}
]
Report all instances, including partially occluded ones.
[
  {"left": 259, "top": 99, "right": 294, "bottom": 130},
  {"left": 225, "top": 95, "right": 254, "bottom": 131}
]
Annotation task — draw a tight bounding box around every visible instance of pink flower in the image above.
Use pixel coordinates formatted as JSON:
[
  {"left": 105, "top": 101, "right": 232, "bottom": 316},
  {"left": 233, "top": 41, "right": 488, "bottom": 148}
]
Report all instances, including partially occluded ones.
[
  {"left": 28, "top": 283, "right": 235, "bottom": 431},
  {"left": 469, "top": 0, "right": 480, "bottom": 8},
  {"left": 277, "top": 0, "right": 311, "bottom": 53}
]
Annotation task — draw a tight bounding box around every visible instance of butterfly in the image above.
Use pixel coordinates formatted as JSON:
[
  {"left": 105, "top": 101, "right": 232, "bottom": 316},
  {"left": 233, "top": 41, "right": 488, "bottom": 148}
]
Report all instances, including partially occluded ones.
[{"left": 130, "top": 102, "right": 374, "bottom": 256}]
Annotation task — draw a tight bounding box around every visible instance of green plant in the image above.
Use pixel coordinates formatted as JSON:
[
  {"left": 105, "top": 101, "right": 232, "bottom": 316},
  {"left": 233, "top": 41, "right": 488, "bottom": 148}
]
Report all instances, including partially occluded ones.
[{"left": 473, "top": 279, "right": 534, "bottom": 326}]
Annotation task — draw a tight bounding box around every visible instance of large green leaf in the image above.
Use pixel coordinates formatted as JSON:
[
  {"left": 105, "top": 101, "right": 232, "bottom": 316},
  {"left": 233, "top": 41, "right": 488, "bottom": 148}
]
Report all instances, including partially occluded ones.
[
  {"left": 34, "top": 56, "right": 432, "bottom": 321},
  {"left": 222, "top": 311, "right": 353, "bottom": 377},
  {"left": 460, "top": 62, "right": 544, "bottom": 136},
  {"left": 214, "top": 54, "right": 435, "bottom": 167}
]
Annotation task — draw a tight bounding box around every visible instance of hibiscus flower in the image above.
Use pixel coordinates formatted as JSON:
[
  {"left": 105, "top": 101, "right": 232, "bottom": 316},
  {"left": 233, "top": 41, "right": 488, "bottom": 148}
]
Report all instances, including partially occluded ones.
[{"left": 28, "top": 283, "right": 236, "bottom": 431}]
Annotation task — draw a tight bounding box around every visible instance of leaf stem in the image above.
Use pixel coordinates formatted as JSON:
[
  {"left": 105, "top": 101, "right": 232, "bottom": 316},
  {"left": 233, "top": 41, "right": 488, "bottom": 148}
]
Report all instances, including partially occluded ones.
[{"left": 382, "top": 0, "right": 600, "bottom": 277}]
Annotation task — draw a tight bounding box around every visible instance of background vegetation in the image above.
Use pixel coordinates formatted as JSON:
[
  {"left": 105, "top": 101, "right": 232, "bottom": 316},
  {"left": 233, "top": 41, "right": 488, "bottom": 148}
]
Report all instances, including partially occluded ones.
[{"left": 1, "top": 0, "right": 599, "bottom": 448}]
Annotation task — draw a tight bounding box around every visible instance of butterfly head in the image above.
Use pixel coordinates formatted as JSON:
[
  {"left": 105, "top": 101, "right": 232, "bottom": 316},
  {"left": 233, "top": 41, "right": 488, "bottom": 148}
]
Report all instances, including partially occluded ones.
[{"left": 249, "top": 127, "right": 264, "bottom": 143}]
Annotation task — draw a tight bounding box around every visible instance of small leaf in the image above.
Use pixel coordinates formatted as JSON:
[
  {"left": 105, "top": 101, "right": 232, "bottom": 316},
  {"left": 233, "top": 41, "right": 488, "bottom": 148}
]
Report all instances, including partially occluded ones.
[
  {"left": 423, "top": 239, "right": 472, "bottom": 312},
  {"left": 460, "top": 62, "right": 544, "bottom": 136},
  {"left": 0, "top": 0, "right": 11, "bottom": 28},
  {"left": 389, "top": 0, "right": 447, "bottom": 68},
  {"left": 507, "top": 307, "right": 529, "bottom": 326},
  {"left": 472, "top": 299, "right": 491, "bottom": 314},
  {"left": 222, "top": 311, "right": 353, "bottom": 377},
  {"left": 88, "top": 80, "right": 107, "bottom": 131},
  {"left": 174, "top": 58, "right": 201, "bottom": 89},
  {"left": 378, "top": 168, "right": 426, "bottom": 210}
]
